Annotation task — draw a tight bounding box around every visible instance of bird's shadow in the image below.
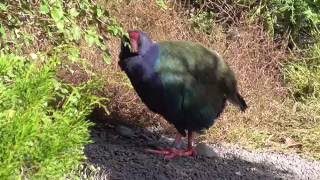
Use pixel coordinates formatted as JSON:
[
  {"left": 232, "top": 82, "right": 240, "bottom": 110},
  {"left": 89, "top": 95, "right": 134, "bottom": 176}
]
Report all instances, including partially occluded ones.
[{"left": 84, "top": 112, "right": 292, "bottom": 180}]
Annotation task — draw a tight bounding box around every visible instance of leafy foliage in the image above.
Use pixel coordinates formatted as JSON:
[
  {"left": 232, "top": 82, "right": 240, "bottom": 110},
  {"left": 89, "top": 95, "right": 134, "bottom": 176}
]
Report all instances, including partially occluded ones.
[
  {"left": 0, "top": 0, "right": 127, "bottom": 56},
  {"left": 0, "top": 53, "right": 105, "bottom": 179},
  {"left": 190, "top": 11, "right": 215, "bottom": 34},
  {"left": 0, "top": 0, "right": 125, "bottom": 179},
  {"left": 284, "top": 33, "right": 320, "bottom": 100},
  {"left": 240, "top": 0, "right": 320, "bottom": 46},
  {"left": 178, "top": 0, "right": 319, "bottom": 46},
  {"left": 284, "top": 61, "right": 320, "bottom": 99},
  {"left": 156, "top": 0, "right": 169, "bottom": 10}
]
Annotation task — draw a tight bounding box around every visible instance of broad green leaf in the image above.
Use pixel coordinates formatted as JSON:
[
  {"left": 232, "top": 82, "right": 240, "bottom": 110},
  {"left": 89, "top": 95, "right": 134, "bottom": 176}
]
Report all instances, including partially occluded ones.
[
  {"left": 156, "top": 0, "right": 168, "bottom": 10},
  {"left": 69, "top": 8, "right": 79, "bottom": 17},
  {"left": 103, "top": 54, "right": 111, "bottom": 65},
  {"left": 67, "top": 47, "right": 80, "bottom": 62},
  {"left": 96, "top": 7, "right": 104, "bottom": 18},
  {"left": 79, "top": 0, "right": 90, "bottom": 12},
  {"left": 99, "top": 43, "right": 107, "bottom": 51},
  {"left": 0, "top": 2, "right": 7, "bottom": 11},
  {"left": 39, "top": 3, "right": 49, "bottom": 14},
  {"left": 51, "top": 6, "right": 64, "bottom": 22},
  {"left": 0, "top": 24, "right": 6, "bottom": 40},
  {"left": 56, "top": 20, "right": 64, "bottom": 31},
  {"left": 85, "top": 28, "right": 99, "bottom": 47},
  {"left": 71, "top": 25, "right": 81, "bottom": 41}
]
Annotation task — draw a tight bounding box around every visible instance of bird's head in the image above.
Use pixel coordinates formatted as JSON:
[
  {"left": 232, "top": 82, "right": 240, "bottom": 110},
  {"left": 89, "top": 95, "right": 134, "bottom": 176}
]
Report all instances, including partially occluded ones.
[{"left": 121, "top": 30, "right": 153, "bottom": 55}]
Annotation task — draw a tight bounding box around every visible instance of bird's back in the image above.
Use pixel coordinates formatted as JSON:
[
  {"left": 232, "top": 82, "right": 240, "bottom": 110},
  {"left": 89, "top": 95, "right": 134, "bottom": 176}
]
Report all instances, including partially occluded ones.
[{"left": 155, "top": 41, "right": 231, "bottom": 134}]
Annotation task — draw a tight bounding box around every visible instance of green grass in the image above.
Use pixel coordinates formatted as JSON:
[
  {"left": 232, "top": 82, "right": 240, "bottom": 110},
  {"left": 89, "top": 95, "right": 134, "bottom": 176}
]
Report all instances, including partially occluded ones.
[
  {"left": 0, "top": 53, "right": 104, "bottom": 179},
  {"left": 284, "top": 62, "right": 320, "bottom": 99},
  {"left": 281, "top": 37, "right": 320, "bottom": 158},
  {"left": 283, "top": 33, "right": 320, "bottom": 106}
]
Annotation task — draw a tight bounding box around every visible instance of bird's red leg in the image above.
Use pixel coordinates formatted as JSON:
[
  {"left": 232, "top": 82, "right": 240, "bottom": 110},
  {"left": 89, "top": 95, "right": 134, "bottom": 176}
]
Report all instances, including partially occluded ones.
[
  {"left": 145, "top": 131, "right": 197, "bottom": 159},
  {"left": 185, "top": 131, "right": 197, "bottom": 156},
  {"left": 163, "top": 131, "right": 197, "bottom": 159},
  {"left": 144, "top": 134, "right": 182, "bottom": 155}
]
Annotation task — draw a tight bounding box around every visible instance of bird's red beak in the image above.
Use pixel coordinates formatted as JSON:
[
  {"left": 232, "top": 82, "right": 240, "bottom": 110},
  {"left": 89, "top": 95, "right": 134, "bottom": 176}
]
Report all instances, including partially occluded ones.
[
  {"left": 129, "top": 31, "right": 140, "bottom": 53},
  {"left": 130, "top": 39, "right": 138, "bottom": 53}
]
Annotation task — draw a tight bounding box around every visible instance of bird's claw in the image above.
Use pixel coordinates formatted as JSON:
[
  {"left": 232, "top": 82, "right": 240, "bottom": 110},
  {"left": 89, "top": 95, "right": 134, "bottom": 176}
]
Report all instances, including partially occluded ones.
[
  {"left": 144, "top": 148, "right": 173, "bottom": 155},
  {"left": 145, "top": 148, "right": 197, "bottom": 159}
]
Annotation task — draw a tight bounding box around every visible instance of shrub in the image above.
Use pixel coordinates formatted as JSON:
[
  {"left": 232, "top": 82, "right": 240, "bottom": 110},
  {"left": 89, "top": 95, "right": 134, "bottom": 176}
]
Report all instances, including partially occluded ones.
[
  {"left": 284, "top": 60, "right": 320, "bottom": 99},
  {"left": 177, "top": 0, "right": 320, "bottom": 46},
  {"left": 0, "top": 0, "right": 126, "bottom": 59},
  {"left": 283, "top": 33, "right": 320, "bottom": 100},
  {"left": 241, "top": 0, "right": 320, "bottom": 46},
  {"left": 0, "top": 53, "right": 104, "bottom": 179},
  {"left": 0, "top": 0, "right": 126, "bottom": 178}
]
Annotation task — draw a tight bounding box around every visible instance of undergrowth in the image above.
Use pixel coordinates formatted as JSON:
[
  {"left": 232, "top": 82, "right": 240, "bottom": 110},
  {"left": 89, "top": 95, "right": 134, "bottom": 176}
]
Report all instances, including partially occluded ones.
[
  {"left": 282, "top": 33, "right": 320, "bottom": 158},
  {"left": 0, "top": 53, "right": 105, "bottom": 178},
  {"left": 0, "top": 0, "right": 126, "bottom": 56},
  {"left": 180, "top": 0, "right": 320, "bottom": 46},
  {"left": 0, "top": 0, "right": 125, "bottom": 178},
  {"left": 284, "top": 33, "right": 320, "bottom": 100},
  {"left": 242, "top": 0, "right": 320, "bottom": 46}
]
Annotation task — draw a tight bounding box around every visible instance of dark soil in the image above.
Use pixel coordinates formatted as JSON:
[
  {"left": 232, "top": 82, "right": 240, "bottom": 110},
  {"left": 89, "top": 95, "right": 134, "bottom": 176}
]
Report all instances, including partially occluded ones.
[{"left": 84, "top": 121, "right": 292, "bottom": 180}]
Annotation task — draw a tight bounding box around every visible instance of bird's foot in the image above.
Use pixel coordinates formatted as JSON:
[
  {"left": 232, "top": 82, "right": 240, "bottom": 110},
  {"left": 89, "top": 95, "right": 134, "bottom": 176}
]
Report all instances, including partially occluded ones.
[{"left": 145, "top": 147, "right": 197, "bottom": 160}]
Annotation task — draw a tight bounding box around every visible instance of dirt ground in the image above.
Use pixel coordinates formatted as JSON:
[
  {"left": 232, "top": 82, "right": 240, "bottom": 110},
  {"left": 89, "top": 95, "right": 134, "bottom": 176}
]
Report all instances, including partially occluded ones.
[
  {"left": 84, "top": 118, "right": 320, "bottom": 180},
  {"left": 85, "top": 123, "right": 280, "bottom": 180}
]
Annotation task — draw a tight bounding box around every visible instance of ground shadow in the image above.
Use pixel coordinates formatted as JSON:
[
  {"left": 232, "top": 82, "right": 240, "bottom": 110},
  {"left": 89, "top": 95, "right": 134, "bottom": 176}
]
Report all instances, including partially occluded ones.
[{"left": 84, "top": 114, "right": 292, "bottom": 180}]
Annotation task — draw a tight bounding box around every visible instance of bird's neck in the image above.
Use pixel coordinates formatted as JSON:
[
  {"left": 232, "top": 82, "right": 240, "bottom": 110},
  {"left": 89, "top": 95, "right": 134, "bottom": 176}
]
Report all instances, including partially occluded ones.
[
  {"left": 139, "top": 40, "right": 155, "bottom": 55},
  {"left": 121, "top": 44, "right": 160, "bottom": 82},
  {"left": 141, "top": 43, "right": 160, "bottom": 66}
]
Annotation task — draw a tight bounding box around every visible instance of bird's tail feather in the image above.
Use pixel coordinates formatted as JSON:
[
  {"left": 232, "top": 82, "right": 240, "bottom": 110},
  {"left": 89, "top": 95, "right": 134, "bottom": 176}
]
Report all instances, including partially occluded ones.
[
  {"left": 221, "top": 72, "right": 248, "bottom": 112},
  {"left": 230, "top": 92, "right": 248, "bottom": 112}
]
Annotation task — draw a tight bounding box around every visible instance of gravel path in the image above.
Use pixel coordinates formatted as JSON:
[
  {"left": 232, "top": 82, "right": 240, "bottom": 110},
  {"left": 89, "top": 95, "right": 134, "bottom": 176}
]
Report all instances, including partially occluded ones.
[{"left": 84, "top": 122, "right": 320, "bottom": 180}]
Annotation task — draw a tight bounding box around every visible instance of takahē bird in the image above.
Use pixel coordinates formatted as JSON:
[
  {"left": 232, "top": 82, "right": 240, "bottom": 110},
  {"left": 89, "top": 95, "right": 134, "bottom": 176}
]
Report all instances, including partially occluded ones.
[{"left": 119, "top": 30, "right": 248, "bottom": 159}]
